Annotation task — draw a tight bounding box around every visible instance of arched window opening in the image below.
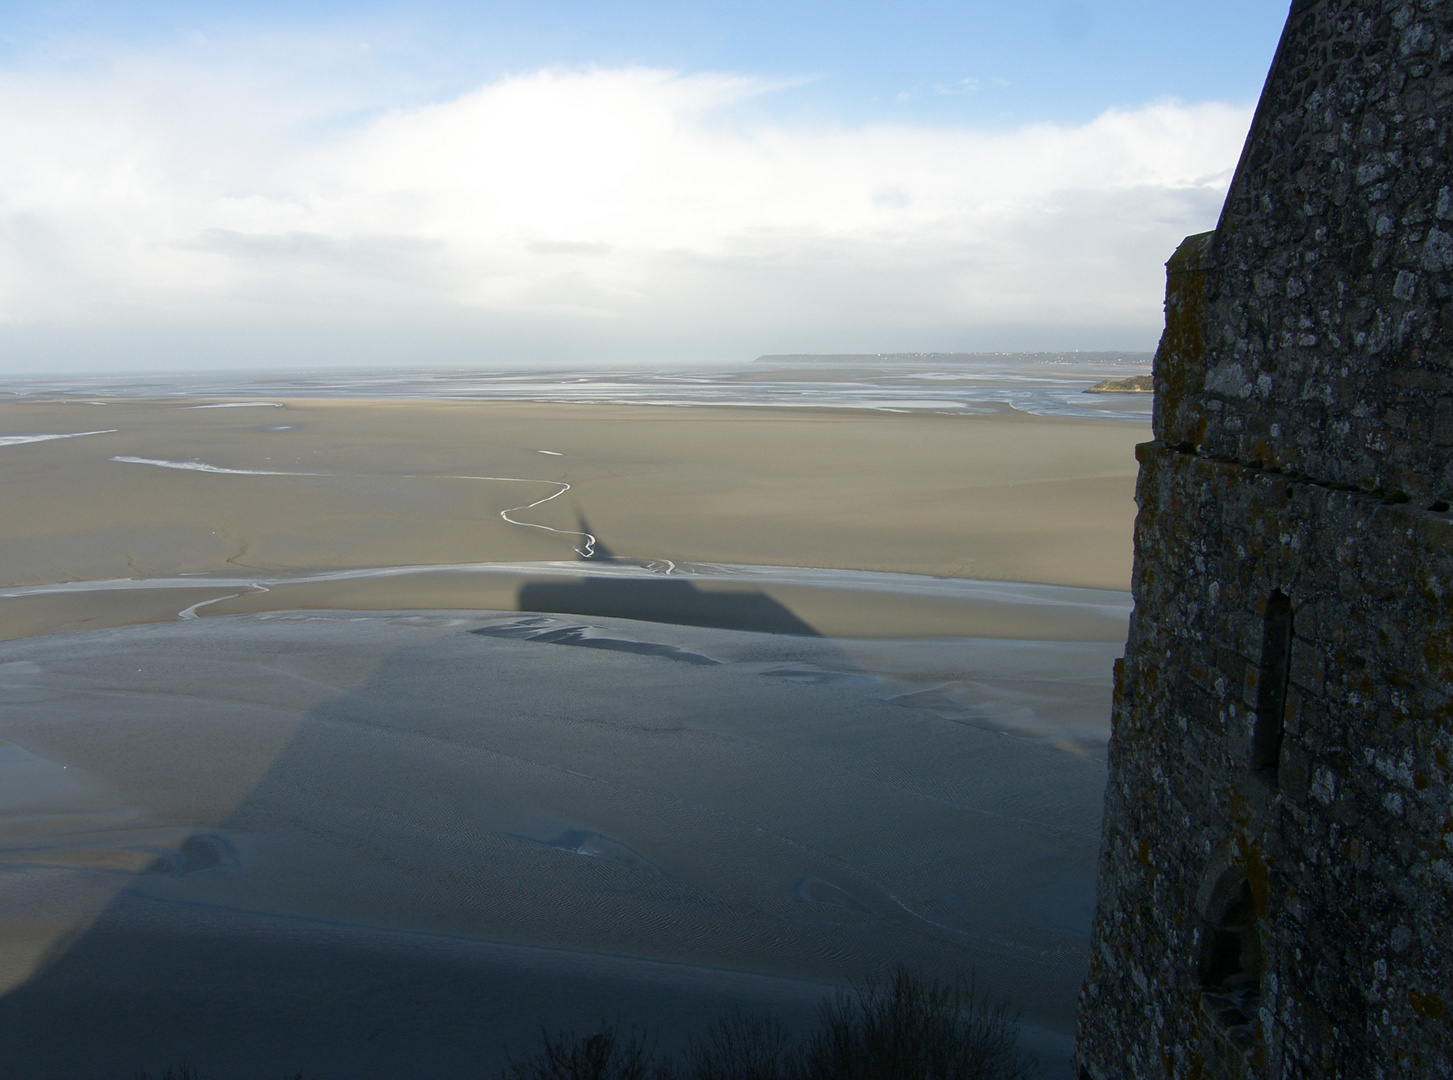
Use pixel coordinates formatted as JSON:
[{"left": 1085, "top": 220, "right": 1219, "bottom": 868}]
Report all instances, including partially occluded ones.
[
  {"left": 1199, "top": 877, "right": 1262, "bottom": 1039},
  {"left": 1251, "top": 590, "right": 1293, "bottom": 777}
]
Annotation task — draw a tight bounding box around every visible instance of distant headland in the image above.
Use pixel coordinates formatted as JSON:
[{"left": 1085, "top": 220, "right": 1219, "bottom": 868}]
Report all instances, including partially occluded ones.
[{"left": 753, "top": 351, "right": 1154, "bottom": 366}]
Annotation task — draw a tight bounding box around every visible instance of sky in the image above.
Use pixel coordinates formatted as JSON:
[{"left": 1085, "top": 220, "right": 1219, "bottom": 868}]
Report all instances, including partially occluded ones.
[{"left": 0, "top": 1, "right": 1291, "bottom": 373}]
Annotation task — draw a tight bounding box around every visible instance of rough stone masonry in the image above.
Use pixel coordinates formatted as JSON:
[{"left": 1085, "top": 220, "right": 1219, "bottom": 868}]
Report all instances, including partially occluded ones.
[{"left": 1074, "top": 1, "right": 1453, "bottom": 1077}]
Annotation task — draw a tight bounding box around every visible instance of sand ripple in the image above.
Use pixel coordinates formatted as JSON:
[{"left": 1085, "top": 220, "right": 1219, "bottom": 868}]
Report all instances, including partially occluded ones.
[
  {"left": 473, "top": 616, "right": 719, "bottom": 665},
  {"left": 510, "top": 827, "right": 667, "bottom": 877}
]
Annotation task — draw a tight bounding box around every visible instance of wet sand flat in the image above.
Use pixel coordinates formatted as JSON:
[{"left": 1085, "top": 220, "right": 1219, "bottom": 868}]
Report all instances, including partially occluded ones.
[{"left": 0, "top": 611, "right": 1107, "bottom": 1077}]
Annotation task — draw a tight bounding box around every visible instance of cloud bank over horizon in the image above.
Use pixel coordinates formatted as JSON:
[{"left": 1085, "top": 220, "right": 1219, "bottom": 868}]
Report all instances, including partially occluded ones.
[{"left": 0, "top": 53, "right": 1254, "bottom": 371}]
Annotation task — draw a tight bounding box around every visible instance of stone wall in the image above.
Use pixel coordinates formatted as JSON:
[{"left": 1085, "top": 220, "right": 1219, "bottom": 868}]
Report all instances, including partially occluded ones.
[
  {"left": 1075, "top": 445, "right": 1453, "bottom": 1077},
  {"left": 1075, "top": 1, "right": 1453, "bottom": 1076},
  {"left": 1156, "top": 0, "right": 1453, "bottom": 503}
]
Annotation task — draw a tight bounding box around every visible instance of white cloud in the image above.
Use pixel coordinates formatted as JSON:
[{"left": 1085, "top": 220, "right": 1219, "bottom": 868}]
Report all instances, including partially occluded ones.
[{"left": 0, "top": 55, "right": 1253, "bottom": 368}]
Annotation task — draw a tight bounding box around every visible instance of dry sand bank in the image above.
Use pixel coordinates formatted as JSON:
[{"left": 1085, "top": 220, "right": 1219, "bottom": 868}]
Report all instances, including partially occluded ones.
[
  {"left": 0, "top": 397, "right": 1144, "bottom": 641},
  {"left": 0, "top": 611, "right": 1104, "bottom": 1077}
]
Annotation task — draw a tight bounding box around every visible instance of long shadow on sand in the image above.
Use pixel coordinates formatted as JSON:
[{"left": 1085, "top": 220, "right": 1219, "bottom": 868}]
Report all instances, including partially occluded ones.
[
  {"left": 518, "top": 522, "right": 821, "bottom": 637},
  {"left": 0, "top": 541, "right": 1100, "bottom": 1078},
  {"left": 0, "top": 611, "right": 858, "bottom": 1078}
]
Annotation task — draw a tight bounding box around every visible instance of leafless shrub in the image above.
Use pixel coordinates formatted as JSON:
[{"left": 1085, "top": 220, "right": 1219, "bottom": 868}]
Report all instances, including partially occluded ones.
[
  {"left": 505, "top": 1022, "right": 663, "bottom": 1080},
  {"left": 793, "top": 967, "right": 1035, "bottom": 1080},
  {"left": 681, "top": 1010, "right": 794, "bottom": 1080}
]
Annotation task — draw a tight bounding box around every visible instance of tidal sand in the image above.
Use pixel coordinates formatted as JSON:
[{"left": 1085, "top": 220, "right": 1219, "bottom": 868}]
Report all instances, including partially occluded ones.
[
  {"left": 0, "top": 394, "right": 1147, "bottom": 1077},
  {"left": 0, "top": 398, "right": 1145, "bottom": 639}
]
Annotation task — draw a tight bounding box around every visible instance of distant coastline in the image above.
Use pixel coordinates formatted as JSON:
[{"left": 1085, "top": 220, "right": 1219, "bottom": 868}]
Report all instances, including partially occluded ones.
[{"left": 754, "top": 351, "right": 1155, "bottom": 366}]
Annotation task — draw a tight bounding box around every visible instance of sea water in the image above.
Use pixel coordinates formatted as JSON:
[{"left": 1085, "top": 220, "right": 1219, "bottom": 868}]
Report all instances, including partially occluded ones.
[{"left": 0, "top": 354, "right": 1153, "bottom": 422}]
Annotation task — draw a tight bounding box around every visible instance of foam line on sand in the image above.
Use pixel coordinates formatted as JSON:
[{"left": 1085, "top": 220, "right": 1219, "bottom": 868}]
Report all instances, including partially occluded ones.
[
  {"left": 0, "top": 430, "right": 115, "bottom": 447},
  {"left": 187, "top": 402, "right": 285, "bottom": 409},
  {"left": 111, "top": 455, "right": 316, "bottom": 477}
]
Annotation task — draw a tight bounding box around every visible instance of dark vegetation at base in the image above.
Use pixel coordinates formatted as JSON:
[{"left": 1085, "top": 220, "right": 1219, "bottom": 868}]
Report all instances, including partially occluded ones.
[
  {"left": 126, "top": 971, "right": 1035, "bottom": 1080},
  {"left": 508, "top": 970, "right": 1033, "bottom": 1080}
]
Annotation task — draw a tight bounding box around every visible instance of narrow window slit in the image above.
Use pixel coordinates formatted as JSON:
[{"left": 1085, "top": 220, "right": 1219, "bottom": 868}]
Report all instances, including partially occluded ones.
[{"left": 1251, "top": 590, "right": 1292, "bottom": 778}]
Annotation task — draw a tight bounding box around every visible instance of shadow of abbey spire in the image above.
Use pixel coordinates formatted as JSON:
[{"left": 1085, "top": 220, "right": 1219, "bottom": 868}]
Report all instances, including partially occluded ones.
[{"left": 517, "top": 516, "right": 821, "bottom": 637}]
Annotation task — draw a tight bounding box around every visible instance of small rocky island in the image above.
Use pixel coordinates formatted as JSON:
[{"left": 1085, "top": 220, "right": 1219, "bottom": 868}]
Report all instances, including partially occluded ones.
[{"left": 1084, "top": 374, "right": 1152, "bottom": 394}]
